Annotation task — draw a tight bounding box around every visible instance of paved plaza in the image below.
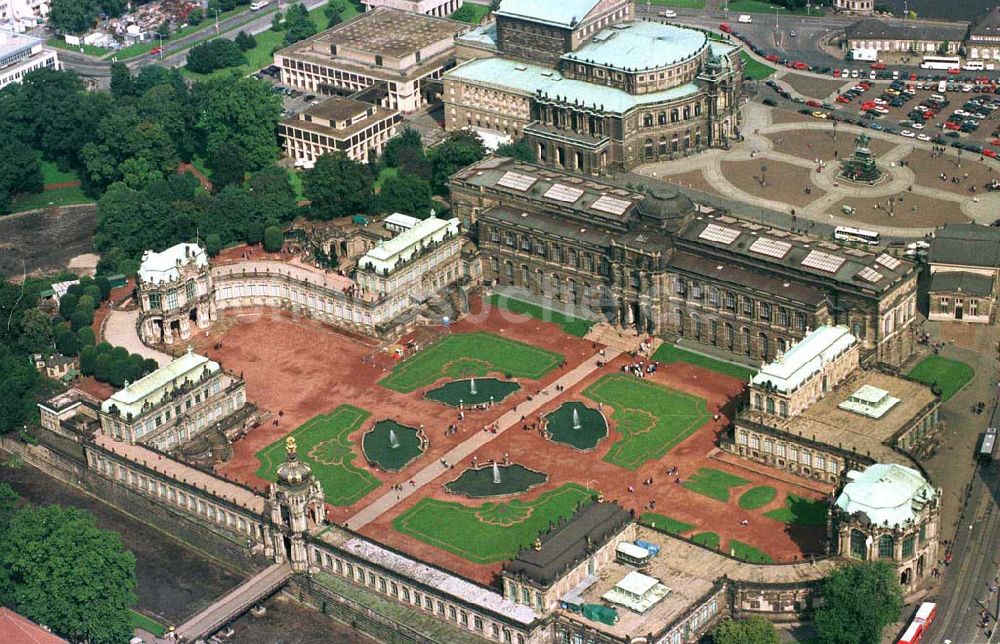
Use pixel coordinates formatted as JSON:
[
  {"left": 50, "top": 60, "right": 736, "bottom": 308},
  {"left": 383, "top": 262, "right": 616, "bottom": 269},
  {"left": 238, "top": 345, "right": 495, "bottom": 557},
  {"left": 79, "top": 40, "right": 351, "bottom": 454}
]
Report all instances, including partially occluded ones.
[{"left": 637, "top": 102, "right": 1000, "bottom": 236}]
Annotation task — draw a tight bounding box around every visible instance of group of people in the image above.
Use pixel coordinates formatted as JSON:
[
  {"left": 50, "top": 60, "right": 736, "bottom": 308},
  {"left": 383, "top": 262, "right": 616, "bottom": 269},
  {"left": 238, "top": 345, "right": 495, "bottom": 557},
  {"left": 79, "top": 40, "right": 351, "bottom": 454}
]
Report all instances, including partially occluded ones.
[{"left": 621, "top": 360, "right": 660, "bottom": 378}]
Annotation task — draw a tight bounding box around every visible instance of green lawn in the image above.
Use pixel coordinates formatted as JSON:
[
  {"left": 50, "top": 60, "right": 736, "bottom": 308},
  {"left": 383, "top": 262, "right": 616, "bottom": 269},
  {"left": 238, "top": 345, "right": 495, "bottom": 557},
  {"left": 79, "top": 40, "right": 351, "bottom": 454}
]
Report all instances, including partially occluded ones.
[
  {"left": 289, "top": 168, "right": 305, "bottom": 200},
  {"left": 691, "top": 531, "right": 720, "bottom": 549},
  {"left": 741, "top": 51, "right": 776, "bottom": 80},
  {"left": 255, "top": 405, "right": 380, "bottom": 506},
  {"left": 9, "top": 186, "right": 94, "bottom": 214},
  {"left": 648, "top": 0, "right": 706, "bottom": 7},
  {"left": 764, "top": 493, "right": 828, "bottom": 527},
  {"left": 46, "top": 37, "right": 111, "bottom": 57},
  {"left": 640, "top": 512, "right": 695, "bottom": 535},
  {"left": 651, "top": 344, "right": 755, "bottom": 381},
  {"left": 190, "top": 154, "right": 212, "bottom": 180},
  {"left": 487, "top": 293, "right": 596, "bottom": 338},
  {"left": 450, "top": 3, "right": 491, "bottom": 24},
  {"left": 392, "top": 483, "right": 593, "bottom": 563},
  {"left": 118, "top": 5, "right": 277, "bottom": 60},
  {"left": 726, "top": 0, "right": 825, "bottom": 16},
  {"left": 379, "top": 331, "right": 563, "bottom": 393},
  {"left": 727, "top": 539, "right": 773, "bottom": 563},
  {"left": 39, "top": 160, "right": 79, "bottom": 185},
  {"left": 737, "top": 485, "right": 776, "bottom": 510},
  {"left": 584, "top": 374, "right": 711, "bottom": 470},
  {"left": 682, "top": 467, "right": 750, "bottom": 503},
  {"left": 374, "top": 166, "right": 399, "bottom": 191},
  {"left": 906, "top": 355, "right": 975, "bottom": 402},
  {"left": 130, "top": 610, "right": 166, "bottom": 637}
]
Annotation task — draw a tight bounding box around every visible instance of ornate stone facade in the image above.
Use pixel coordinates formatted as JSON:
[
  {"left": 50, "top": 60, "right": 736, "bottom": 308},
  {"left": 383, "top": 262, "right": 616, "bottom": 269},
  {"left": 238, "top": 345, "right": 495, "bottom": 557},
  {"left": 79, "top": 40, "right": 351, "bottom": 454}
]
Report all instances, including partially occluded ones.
[
  {"left": 136, "top": 243, "right": 217, "bottom": 346},
  {"left": 444, "top": 0, "right": 742, "bottom": 173},
  {"left": 268, "top": 437, "right": 326, "bottom": 572}
]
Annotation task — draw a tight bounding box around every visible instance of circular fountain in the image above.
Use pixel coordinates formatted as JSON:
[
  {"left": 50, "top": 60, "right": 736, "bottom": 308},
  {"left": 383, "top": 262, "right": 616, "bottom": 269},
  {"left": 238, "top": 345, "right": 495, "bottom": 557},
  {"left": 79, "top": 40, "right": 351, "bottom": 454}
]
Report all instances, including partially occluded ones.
[{"left": 543, "top": 402, "right": 608, "bottom": 451}]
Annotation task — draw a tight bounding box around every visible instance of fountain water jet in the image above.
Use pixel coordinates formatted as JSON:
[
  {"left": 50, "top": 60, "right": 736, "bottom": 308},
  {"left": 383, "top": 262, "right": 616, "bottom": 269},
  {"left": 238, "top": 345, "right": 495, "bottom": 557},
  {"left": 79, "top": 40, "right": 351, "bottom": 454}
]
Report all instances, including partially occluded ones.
[
  {"left": 470, "top": 378, "right": 477, "bottom": 395},
  {"left": 388, "top": 429, "right": 400, "bottom": 449},
  {"left": 572, "top": 408, "right": 581, "bottom": 429},
  {"left": 492, "top": 462, "right": 501, "bottom": 484}
]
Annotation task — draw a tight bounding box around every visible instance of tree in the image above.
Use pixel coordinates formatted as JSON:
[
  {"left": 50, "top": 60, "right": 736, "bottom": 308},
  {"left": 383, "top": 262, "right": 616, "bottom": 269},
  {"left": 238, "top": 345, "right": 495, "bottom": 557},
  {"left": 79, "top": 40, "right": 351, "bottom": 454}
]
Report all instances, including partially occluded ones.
[
  {"left": 0, "top": 504, "right": 137, "bottom": 644},
  {"left": 77, "top": 326, "right": 96, "bottom": 347},
  {"left": 0, "top": 143, "right": 43, "bottom": 200},
  {"left": 382, "top": 128, "right": 425, "bottom": 167},
  {"left": 76, "top": 294, "right": 96, "bottom": 312},
  {"left": 186, "top": 39, "right": 247, "bottom": 74},
  {"left": 713, "top": 617, "right": 780, "bottom": 644},
  {"left": 0, "top": 351, "right": 39, "bottom": 434},
  {"left": 126, "top": 354, "right": 146, "bottom": 383},
  {"left": 69, "top": 309, "right": 92, "bottom": 332},
  {"left": 263, "top": 225, "right": 284, "bottom": 252},
  {"left": 79, "top": 345, "right": 97, "bottom": 376},
  {"left": 18, "top": 309, "right": 53, "bottom": 354},
  {"left": 83, "top": 283, "right": 102, "bottom": 304},
  {"left": 208, "top": 141, "right": 250, "bottom": 189},
  {"left": 496, "top": 138, "right": 537, "bottom": 163},
  {"left": 188, "top": 7, "right": 203, "bottom": 25},
  {"left": 377, "top": 174, "right": 434, "bottom": 218},
  {"left": 429, "top": 129, "right": 486, "bottom": 193},
  {"left": 55, "top": 328, "right": 79, "bottom": 356},
  {"left": 303, "top": 152, "right": 374, "bottom": 219},
  {"left": 0, "top": 483, "right": 18, "bottom": 536},
  {"left": 271, "top": 10, "right": 284, "bottom": 31},
  {"left": 109, "top": 63, "right": 135, "bottom": 99},
  {"left": 49, "top": 0, "right": 100, "bottom": 34},
  {"left": 248, "top": 166, "right": 297, "bottom": 223},
  {"left": 58, "top": 293, "right": 79, "bottom": 321},
  {"left": 142, "top": 358, "right": 159, "bottom": 374},
  {"left": 108, "top": 358, "right": 130, "bottom": 387},
  {"left": 283, "top": 3, "right": 317, "bottom": 46},
  {"left": 244, "top": 221, "right": 264, "bottom": 245},
  {"left": 324, "top": 1, "right": 342, "bottom": 27},
  {"left": 194, "top": 75, "right": 283, "bottom": 172},
  {"left": 94, "top": 276, "right": 112, "bottom": 300},
  {"left": 814, "top": 561, "right": 903, "bottom": 644},
  {"left": 234, "top": 30, "right": 257, "bottom": 51},
  {"left": 205, "top": 233, "right": 223, "bottom": 256},
  {"left": 93, "top": 353, "right": 111, "bottom": 382}
]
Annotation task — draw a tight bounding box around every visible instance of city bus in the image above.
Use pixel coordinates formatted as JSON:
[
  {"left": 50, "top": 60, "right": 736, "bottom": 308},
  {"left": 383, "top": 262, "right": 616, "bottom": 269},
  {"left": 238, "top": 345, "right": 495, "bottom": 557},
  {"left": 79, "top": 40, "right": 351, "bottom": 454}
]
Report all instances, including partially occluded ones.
[
  {"left": 978, "top": 427, "right": 997, "bottom": 463},
  {"left": 920, "top": 56, "right": 961, "bottom": 70},
  {"left": 898, "top": 602, "right": 937, "bottom": 644},
  {"left": 834, "top": 226, "right": 881, "bottom": 245},
  {"left": 250, "top": 0, "right": 270, "bottom": 10}
]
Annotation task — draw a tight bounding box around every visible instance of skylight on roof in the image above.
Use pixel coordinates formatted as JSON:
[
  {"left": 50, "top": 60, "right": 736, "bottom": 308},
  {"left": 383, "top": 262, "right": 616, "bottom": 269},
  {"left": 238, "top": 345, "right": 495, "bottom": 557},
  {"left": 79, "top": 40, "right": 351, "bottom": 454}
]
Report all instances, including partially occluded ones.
[
  {"left": 801, "top": 250, "right": 846, "bottom": 274},
  {"left": 749, "top": 237, "right": 792, "bottom": 259},
  {"left": 496, "top": 171, "right": 537, "bottom": 192},
  {"left": 875, "top": 254, "right": 902, "bottom": 270},
  {"left": 591, "top": 194, "right": 631, "bottom": 216},
  {"left": 544, "top": 183, "right": 584, "bottom": 203},
  {"left": 857, "top": 266, "right": 884, "bottom": 283},
  {"left": 698, "top": 223, "right": 740, "bottom": 245}
]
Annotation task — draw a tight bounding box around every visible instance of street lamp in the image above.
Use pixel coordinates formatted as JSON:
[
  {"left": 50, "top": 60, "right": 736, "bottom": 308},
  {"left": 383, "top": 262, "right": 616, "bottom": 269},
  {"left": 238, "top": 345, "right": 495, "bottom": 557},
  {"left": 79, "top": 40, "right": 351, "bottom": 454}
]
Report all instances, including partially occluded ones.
[
  {"left": 155, "top": 33, "right": 164, "bottom": 60},
  {"left": 214, "top": 8, "right": 221, "bottom": 35},
  {"left": 775, "top": 7, "right": 781, "bottom": 31}
]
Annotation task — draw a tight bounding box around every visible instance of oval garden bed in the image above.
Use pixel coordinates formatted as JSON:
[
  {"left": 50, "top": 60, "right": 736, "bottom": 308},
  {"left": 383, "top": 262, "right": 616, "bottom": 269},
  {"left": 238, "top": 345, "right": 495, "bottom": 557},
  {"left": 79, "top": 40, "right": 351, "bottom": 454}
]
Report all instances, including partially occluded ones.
[
  {"left": 424, "top": 377, "right": 520, "bottom": 407},
  {"left": 361, "top": 420, "right": 427, "bottom": 472},
  {"left": 544, "top": 402, "right": 608, "bottom": 451},
  {"left": 444, "top": 463, "right": 547, "bottom": 498}
]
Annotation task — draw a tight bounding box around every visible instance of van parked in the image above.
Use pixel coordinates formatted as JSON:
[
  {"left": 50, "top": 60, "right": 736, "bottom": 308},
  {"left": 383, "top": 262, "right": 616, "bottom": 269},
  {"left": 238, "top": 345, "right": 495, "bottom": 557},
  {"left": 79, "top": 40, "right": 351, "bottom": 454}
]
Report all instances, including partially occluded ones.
[{"left": 738, "top": 14, "right": 753, "bottom": 23}]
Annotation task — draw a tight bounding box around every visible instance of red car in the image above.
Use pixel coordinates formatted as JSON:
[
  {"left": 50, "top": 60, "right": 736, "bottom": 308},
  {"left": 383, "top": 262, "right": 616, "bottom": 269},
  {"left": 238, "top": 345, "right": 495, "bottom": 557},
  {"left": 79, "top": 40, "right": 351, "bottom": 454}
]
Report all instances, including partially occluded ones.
[
  {"left": 720, "top": 22, "right": 732, "bottom": 33},
  {"left": 836, "top": 95, "right": 850, "bottom": 103},
  {"left": 833, "top": 69, "right": 842, "bottom": 77},
  {"left": 766, "top": 54, "right": 780, "bottom": 62},
  {"left": 806, "top": 99, "right": 822, "bottom": 107},
  {"left": 870, "top": 62, "right": 886, "bottom": 70},
  {"left": 947, "top": 67, "right": 960, "bottom": 75},
  {"left": 984, "top": 148, "right": 997, "bottom": 158},
  {"left": 944, "top": 121, "right": 961, "bottom": 130},
  {"left": 990, "top": 138, "right": 1000, "bottom": 146},
  {"left": 150, "top": 46, "right": 161, "bottom": 55},
  {"left": 792, "top": 61, "right": 808, "bottom": 70}
]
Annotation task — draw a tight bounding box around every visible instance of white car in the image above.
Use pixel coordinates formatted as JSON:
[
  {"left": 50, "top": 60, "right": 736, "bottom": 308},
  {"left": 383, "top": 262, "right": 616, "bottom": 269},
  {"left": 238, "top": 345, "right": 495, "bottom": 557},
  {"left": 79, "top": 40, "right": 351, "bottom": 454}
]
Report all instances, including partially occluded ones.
[
  {"left": 873, "top": 106, "right": 889, "bottom": 114},
  {"left": 660, "top": 9, "right": 677, "bottom": 17},
  {"left": 851, "top": 70, "right": 860, "bottom": 78},
  {"left": 962, "top": 84, "right": 974, "bottom": 92},
  {"left": 869, "top": 71, "right": 877, "bottom": 80},
  {"left": 908, "top": 241, "right": 931, "bottom": 250},
  {"left": 843, "top": 68, "right": 851, "bottom": 78},
  {"left": 901, "top": 130, "right": 915, "bottom": 138},
  {"left": 873, "top": 98, "right": 887, "bottom": 106},
  {"left": 911, "top": 122, "right": 924, "bottom": 129},
  {"left": 917, "top": 133, "right": 932, "bottom": 141}
]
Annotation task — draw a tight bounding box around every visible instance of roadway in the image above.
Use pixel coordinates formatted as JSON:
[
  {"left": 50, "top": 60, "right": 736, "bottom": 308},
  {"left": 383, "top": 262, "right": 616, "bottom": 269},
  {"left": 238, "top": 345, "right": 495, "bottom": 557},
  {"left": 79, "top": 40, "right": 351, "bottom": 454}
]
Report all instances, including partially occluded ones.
[{"left": 925, "top": 394, "right": 1000, "bottom": 644}]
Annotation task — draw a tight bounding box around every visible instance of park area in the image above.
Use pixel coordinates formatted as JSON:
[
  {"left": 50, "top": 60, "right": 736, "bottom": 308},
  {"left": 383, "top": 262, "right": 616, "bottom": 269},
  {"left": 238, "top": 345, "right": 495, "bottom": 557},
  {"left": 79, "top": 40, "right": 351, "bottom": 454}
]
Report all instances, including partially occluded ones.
[
  {"left": 907, "top": 355, "right": 975, "bottom": 401},
  {"left": 198, "top": 292, "right": 829, "bottom": 584}
]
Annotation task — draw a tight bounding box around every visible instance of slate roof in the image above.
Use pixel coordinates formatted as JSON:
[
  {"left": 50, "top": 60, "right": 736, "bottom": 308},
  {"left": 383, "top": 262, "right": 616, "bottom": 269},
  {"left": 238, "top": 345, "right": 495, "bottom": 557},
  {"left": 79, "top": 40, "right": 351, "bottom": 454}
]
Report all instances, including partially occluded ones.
[
  {"left": 494, "top": 0, "right": 601, "bottom": 29},
  {"left": 970, "top": 6, "right": 1000, "bottom": 39},
  {"left": 504, "top": 501, "right": 631, "bottom": 587},
  {"left": 928, "top": 271, "right": 995, "bottom": 296},
  {"left": 929, "top": 223, "right": 1000, "bottom": 268},
  {"left": 845, "top": 18, "right": 968, "bottom": 43}
]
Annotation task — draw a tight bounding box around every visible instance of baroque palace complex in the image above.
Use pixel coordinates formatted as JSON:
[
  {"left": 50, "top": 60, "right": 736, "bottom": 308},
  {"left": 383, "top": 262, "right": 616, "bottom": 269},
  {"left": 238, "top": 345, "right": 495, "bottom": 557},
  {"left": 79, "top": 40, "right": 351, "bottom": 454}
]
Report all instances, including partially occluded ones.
[{"left": 9, "top": 2, "right": 972, "bottom": 644}]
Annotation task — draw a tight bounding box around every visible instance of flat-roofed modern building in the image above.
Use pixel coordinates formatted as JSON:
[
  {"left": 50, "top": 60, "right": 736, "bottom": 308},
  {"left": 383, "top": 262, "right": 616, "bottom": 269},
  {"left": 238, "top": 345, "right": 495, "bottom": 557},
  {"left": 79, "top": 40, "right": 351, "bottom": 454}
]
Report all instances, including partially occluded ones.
[
  {"left": 274, "top": 7, "right": 470, "bottom": 113},
  {"left": 0, "top": 28, "right": 57, "bottom": 88},
  {"left": 443, "top": 0, "right": 743, "bottom": 173},
  {"left": 362, "top": 0, "right": 464, "bottom": 18},
  {"left": 927, "top": 223, "right": 1000, "bottom": 324},
  {"left": 832, "top": 463, "right": 940, "bottom": 593},
  {"left": 98, "top": 348, "right": 252, "bottom": 452},
  {"left": 279, "top": 96, "right": 401, "bottom": 165}
]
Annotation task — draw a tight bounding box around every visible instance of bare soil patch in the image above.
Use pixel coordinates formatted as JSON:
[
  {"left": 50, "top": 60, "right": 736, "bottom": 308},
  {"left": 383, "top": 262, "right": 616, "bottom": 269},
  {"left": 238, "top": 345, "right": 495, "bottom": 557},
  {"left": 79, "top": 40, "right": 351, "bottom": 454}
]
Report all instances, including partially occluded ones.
[
  {"left": 904, "top": 147, "right": 1000, "bottom": 196},
  {"left": 830, "top": 193, "right": 970, "bottom": 227},
  {"left": 720, "top": 159, "right": 824, "bottom": 207}
]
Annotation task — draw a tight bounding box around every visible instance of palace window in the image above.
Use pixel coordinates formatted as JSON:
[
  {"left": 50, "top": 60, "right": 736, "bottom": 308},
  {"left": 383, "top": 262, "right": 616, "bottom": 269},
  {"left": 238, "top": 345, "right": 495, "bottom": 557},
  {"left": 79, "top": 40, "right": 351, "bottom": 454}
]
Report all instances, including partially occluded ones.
[
  {"left": 489, "top": 228, "right": 499, "bottom": 243},
  {"left": 759, "top": 302, "right": 772, "bottom": 322},
  {"left": 766, "top": 398, "right": 775, "bottom": 414},
  {"left": 520, "top": 236, "right": 531, "bottom": 251},
  {"left": 878, "top": 535, "right": 894, "bottom": 559},
  {"left": 643, "top": 113, "right": 653, "bottom": 127},
  {"left": 919, "top": 524, "right": 927, "bottom": 543},
  {"left": 708, "top": 287, "right": 720, "bottom": 306},
  {"left": 724, "top": 292, "right": 736, "bottom": 311},
  {"left": 778, "top": 308, "right": 789, "bottom": 327},
  {"left": 691, "top": 283, "right": 703, "bottom": 299},
  {"left": 552, "top": 246, "right": 562, "bottom": 262},
  {"left": 902, "top": 534, "right": 915, "bottom": 557},
  {"left": 504, "top": 232, "right": 515, "bottom": 247},
  {"left": 741, "top": 297, "right": 753, "bottom": 316},
  {"left": 166, "top": 291, "right": 178, "bottom": 309},
  {"left": 505, "top": 262, "right": 514, "bottom": 280},
  {"left": 763, "top": 439, "right": 773, "bottom": 453},
  {"left": 475, "top": 616, "right": 484, "bottom": 631},
  {"left": 671, "top": 109, "right": 679, "bottom": 122},
  {"left": 658, "top": 112, "right": 667, "bottom": 125},
  {"left": 850, "top": 530, "right": 867, "bottom": 558},
  {"left": 775, "top": 444, "right": 785, "bottom": 457},
  {"left": 148, "top": 292, "right": 161, "bottom": 309},
  {"left": 938, "top": 297, "right": 950, "bottom": 311},
  {"left": 186, "top": 280, "right": 196, "bottom": 301},
  {"left": 779, "top": 401, "right": 788, "bottom": 418},
  {"left": 535, "top": 241, "right": 546, "bottom": 256}
]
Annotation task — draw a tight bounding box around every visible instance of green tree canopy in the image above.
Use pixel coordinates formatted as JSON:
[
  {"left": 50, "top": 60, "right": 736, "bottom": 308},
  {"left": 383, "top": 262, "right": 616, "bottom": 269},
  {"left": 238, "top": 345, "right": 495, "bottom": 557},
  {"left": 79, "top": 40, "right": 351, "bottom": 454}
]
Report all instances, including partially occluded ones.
[
  {"left": 234, "top": 30, "right": 257, "bottom": 51},
  {"left": 0, "top": 348, "right": 39, "bottom": 434},
  {"left": 429, "top": 129, "right": 486, "bottom": 193},
  {"left": 194, "top": 75, "right": 282, "bottom": 173},
  {"left": 18, "top": 308, "right": 53, "bottom": 354},
  {"left": 283, "top": 3, "right": 318, "bottom": 45},
  {"left": 263, "top": 225, "right": 284, "bottom": 252},
  {"left": 77, "top": 326, "right": 96, "bottom": 347},
  {"left": 712, "top": 616, "right": 780, "bottom": 644},
  {"left": 186, "top": 39, "right": 248, "bottom": 74},
  {"left": 0, "top": 504, "right": 137, "bottom": 644},
  {"left": 303, "top": 152, "right": 374, "bottom": 219},
  {"left": 496, "top": 138, "right": 537, "bottom": 163},
  {"left": 55, "top": 328, "right": 79, "bottom": 356},
  {"left": 248, "top": 166, "right": 298, "bottom": 223},
  {"left": 377, "top": 173, "right": 434, "bottom": 218},
  {"left": 69, "top": 309, "right": 92, "bottom": 332},
  {"left": 0, "top": 143, "right": 43, "bottom": 206},
  {"left": 814, "top": 561, "right": 903, "bottom": 644}
]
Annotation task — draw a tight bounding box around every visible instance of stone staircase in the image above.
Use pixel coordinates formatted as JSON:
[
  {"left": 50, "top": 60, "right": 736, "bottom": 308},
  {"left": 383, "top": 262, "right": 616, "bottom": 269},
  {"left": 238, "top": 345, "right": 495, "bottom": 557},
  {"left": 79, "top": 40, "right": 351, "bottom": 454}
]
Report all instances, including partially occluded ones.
[{"left": 585, "top": 323, "right": 663, "bottom": 355}]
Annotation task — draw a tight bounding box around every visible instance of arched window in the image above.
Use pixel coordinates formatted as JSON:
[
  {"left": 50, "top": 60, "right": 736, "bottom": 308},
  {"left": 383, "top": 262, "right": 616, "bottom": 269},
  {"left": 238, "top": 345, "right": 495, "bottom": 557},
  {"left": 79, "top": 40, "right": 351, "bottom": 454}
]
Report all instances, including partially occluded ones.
[
  {"left": 850, "top": 530, "right": 867, "bottom": 558},
  {"left": 902, "top": 534, "right": 915, "bottom": 557},
  {"left": 658, "top": 111, "right": 667, "bottom": 125},
  {"left": 658, "top": 136, "right": 667, "bottom": 155},
  {"left": 695, "top": 102, "right": 702, "bottom": 116},
  {"left": 742, "top": 327, "right": 751, "bottom": 355},
  {"left": 683, "top": 106, "right": 690, "bottom": 119},
  {"left": 766, "top": 397, "right": 775, "bottom": 414},
  {"left": 725, "top": 323, "right": 735, "bottom": 349},
  {"left": 670, "top": 109, "right": 679, "bottom": 123},
  {"left": 779, "top": 401, "right": 788, "bottom": 418},
  {"left": 643, "top": 113, "right": 654, "bottom": 127},
  {"left": 675, "top": 308, "right": 685, "bottom": 333},
  {"left": 504, "top": 261, "right": 514, "bottom": 281},
  {"left": 754, "top": 393, "right": 762, "bottom": 410},
  {"left": 878, "top": 534, "right": 894, "bottom": 559},
  {"left": 759, "top": 333, "right": 769, "bottom": 361},
  {"left": 644, "top": 138, "right": 654, "bottom": 158}
]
